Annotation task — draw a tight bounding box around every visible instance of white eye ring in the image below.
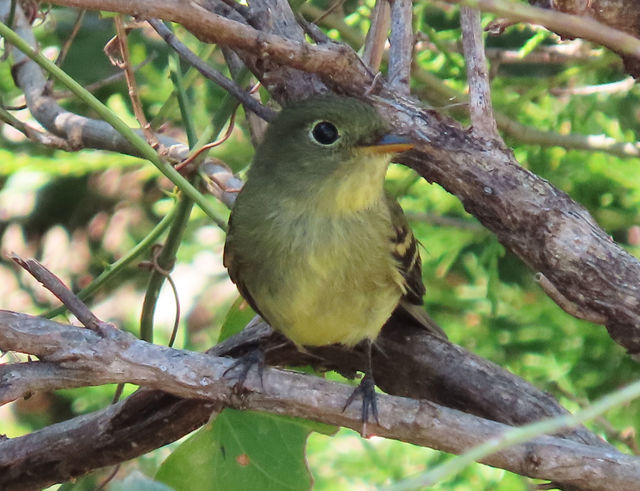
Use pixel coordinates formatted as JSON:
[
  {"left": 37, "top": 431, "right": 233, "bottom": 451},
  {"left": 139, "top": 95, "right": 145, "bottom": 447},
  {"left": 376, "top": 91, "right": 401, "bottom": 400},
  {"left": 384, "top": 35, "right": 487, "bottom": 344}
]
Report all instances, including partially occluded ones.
[{"left": 309, "top": 120, "right": 340, "bottom": 146}]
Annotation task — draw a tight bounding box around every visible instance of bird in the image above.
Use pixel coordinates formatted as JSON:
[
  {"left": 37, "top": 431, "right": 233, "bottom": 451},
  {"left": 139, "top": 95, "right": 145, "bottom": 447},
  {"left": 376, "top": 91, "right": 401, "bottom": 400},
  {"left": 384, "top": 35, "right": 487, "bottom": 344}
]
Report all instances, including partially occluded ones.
[{"left": 223, "top": 95, "right": 446, "bottom": 424}]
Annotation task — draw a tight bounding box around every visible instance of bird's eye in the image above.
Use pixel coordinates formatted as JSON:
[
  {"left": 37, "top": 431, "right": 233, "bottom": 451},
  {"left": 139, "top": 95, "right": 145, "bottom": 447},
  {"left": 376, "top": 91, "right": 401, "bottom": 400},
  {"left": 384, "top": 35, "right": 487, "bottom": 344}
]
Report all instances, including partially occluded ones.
[{"left": 310, "top": 121, "right": 340, "bottom": 145}]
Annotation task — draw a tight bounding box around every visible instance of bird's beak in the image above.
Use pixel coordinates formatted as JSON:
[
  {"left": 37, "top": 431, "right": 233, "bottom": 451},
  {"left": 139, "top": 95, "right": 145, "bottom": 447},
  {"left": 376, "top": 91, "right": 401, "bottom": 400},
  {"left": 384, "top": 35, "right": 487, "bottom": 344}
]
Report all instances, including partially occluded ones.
[{"left": 361, "top": 134, "right": 414, "bottom": 154}]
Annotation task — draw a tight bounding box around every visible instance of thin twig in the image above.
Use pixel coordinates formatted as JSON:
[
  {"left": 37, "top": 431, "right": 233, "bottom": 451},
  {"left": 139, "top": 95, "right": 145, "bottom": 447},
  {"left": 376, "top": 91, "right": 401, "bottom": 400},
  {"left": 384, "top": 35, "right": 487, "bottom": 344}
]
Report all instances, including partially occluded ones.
[
  {"left": 550, "top": 77, "right": 636, "bottom": 96},
  {"left": 362, "top": 0, "right": 391, "bottom": 72},
  {"left": 55, "top": 8, "right": 86, "bottom": 67},
  {"left": 313, "top": 0, "right": 345, "bottom": 24},
  {"left": 414, "top": 34, "right": 601, "bottom": 65},
  {"left": 484, "top": 44, "right": 601, "bottom": 65},
  {"left": 111, "top": 15, "right": 159, "bottom": 147},
  {"left": 223, "top": 48, "right": 268, "bottom": 146},
  {"left": 138, "top": 244, "right": 181, "bottom": 347},
  {"left": 6, "top": 56, "right": 154, "bottom": 110},
  {"left": 148, "top": 18, "right": 276, "bottom": 121},
  {"left": 460, "top": 6, "right": 498, "bottom": 138},
  {"left": 296, "top": 13, "right": 333, "bottom": 45},
  {"left": 54, "top": 56, "right": 155, "bottom": 99},
  {"left": 0, "top": 106, "right": 76, "bottom": 150},
  {"left": 176, "top": 110, "right": 237, "bottom": 171},
  {"left": 9, "top": 255, "right": 105, "bottom": 331},
  {"left": 388, "top": 0, "right": 413, "bottom": 94},
  {"left": 94, "top": 466, "right": 121, "bottom": 490},
  {"left": 217, "top": 0, "right": 250, "bottom": 19}
]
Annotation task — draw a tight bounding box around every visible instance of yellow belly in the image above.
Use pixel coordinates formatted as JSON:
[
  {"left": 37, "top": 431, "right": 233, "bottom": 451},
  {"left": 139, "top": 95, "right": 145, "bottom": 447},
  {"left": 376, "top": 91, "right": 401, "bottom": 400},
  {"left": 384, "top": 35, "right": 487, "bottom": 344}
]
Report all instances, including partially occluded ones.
[
  {"left": 266, "top": 269, "right": 402, "bottom": 347},
  {"left": 251, "top": 219, "right": 405, "bottom": 348}
]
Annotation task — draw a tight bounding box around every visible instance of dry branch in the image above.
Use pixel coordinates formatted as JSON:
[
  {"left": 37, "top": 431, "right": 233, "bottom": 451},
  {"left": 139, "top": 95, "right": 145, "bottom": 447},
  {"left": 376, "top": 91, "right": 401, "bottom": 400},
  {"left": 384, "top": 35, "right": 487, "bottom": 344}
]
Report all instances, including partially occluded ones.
[
  {"left": 47, "top": 0, "right": 371, "bottom": 90},
  {"left": 1, "top": 311, "right": 639, "bottom": 491},
  {"left": 447, "top": 0, "right": 640, "bottom": 62},
  {"left": 388, "top": 0, "right": 413, "bottom": 93},
  {"left": 460, "top": 6, "right": 499, "bottom": 138},
  {"left": 380, "top": 93, "right": 640, "bottom": 354},
  {"left": 525, "top": 0, "right": 640, "bottom": 77},
  {"left": 0, "top": 0, "right": 242, "bottom": 209},
  {"left": 362, "top": 0, "right": 391, "bottom": 71}
]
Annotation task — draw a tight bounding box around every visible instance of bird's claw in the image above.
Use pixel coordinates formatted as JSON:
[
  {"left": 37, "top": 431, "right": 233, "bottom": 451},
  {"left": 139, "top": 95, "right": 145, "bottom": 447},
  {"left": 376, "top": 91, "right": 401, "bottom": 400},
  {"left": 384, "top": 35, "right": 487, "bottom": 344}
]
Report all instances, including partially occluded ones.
[
  {"left": 223, "top": 347, "right": 265, "bottom": 392},
  {"left": 343, "top": 372, "right": 379, "bottom": 427}
]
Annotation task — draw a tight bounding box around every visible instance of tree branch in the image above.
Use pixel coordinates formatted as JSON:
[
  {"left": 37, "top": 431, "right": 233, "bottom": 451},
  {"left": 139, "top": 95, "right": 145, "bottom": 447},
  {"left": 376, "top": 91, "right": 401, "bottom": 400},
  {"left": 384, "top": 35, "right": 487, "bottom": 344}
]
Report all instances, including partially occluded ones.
[
  {"left": 47, "top": 0, "right": 371, "bottom": 89},
  {"left": 460, "top": 6, "right": 499, "bottom": 138},
  {"left": 1, "top": 387, "right": 219, "bottom": 491},
  {"left": 1, "top": 311, "right": 638, "bottom": 490},
  {"left": 362, "top": 0, "right": 391, "bottom": 72},
  {"left": 447, "top": 0, "right": 640, "bottom": 62},
  {"left": 388, "top": 0, "right": 413, "bottom": 94},
  {"left": 0, "top": 0, "right": 242, "bottom": 209},
  {"left": 379, "top": 93, "right": 640, "bottom": 354},
  {"left": 147, "top": 18, "right": 276, "bottom": 121}
]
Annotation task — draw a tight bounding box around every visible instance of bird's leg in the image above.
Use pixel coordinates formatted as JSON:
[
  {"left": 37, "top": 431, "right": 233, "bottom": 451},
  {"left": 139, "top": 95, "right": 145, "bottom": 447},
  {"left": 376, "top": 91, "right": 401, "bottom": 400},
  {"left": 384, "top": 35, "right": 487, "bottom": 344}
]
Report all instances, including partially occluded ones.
[
  {"left": 223, "top": 343, "right": 265, "bottom": 392},
  {"left": 343, "top": 339, "right": 379, "bottom": 428}
]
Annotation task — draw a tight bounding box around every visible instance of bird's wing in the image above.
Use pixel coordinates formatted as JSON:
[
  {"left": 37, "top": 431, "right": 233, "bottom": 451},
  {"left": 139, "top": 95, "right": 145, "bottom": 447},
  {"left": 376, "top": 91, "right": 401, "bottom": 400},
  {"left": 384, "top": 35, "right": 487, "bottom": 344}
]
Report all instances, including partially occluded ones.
[
  {"left": 387, "top": 195, "right": 447, "bottom": 340},
  {"left": 223, "top": 215, "right": 270, "bottom": 323},
  {"left": 387, "top": 195, "right": 425, "bottom": 305}
]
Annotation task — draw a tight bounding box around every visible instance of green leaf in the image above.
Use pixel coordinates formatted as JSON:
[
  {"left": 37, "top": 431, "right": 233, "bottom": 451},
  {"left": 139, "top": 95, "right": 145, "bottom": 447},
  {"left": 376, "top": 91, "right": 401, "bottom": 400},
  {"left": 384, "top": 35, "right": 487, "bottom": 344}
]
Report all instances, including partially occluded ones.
[
  {"left": 156, "top": 409, "right": 317, "bottom": 491},
  {"left": 218, "top": 296, "right": 257, "bottom": 342}
]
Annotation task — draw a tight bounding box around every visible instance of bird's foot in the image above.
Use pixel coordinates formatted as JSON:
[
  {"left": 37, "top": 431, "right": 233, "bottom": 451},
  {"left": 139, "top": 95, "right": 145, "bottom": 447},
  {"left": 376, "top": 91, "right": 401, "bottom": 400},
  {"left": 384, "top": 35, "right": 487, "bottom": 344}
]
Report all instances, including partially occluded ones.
[
  {"left": 223, "top": 347, "right": 265, "bottom": 392},
  {"left": 343, "top": 372, "right": 379, "bottom": 430}
]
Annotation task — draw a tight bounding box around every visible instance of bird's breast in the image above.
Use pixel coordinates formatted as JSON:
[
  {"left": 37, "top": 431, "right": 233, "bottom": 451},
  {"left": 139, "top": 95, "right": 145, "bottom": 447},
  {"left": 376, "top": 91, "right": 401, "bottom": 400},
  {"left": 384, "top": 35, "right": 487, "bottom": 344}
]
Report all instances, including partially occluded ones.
[{"left": 243, "top": 204, "right": 406, "bottom": 347}]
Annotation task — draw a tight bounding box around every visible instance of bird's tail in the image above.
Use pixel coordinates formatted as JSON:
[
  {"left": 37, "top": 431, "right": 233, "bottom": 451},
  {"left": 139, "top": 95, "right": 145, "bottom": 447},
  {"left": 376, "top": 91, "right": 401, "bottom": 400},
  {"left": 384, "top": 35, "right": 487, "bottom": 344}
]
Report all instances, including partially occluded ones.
[{"left": 393, "top": 301, "right": 448, "bottom": 340}]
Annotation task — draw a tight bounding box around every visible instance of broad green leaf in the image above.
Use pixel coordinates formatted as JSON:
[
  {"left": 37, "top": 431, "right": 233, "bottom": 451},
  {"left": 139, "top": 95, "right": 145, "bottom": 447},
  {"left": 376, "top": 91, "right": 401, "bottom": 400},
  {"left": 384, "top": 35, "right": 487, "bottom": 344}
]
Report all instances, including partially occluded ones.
[{"left": 156, "top": 409, "right": 317, "bottom": 491}]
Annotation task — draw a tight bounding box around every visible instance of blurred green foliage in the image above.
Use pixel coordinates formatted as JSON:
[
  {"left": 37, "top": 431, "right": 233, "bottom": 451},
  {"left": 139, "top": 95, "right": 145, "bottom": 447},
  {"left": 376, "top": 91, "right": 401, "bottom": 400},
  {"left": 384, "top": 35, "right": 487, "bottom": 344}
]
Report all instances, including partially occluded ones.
[{"left": 1, "top": 1, "right": 639, "bottom": 490}]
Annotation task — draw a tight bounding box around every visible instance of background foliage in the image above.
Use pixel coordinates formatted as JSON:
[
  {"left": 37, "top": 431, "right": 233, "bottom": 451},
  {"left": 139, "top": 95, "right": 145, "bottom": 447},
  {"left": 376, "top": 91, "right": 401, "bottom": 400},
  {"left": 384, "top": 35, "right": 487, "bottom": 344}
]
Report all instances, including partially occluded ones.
[{"left": 1, "top": 1, "right": 639, "bottom": 489}]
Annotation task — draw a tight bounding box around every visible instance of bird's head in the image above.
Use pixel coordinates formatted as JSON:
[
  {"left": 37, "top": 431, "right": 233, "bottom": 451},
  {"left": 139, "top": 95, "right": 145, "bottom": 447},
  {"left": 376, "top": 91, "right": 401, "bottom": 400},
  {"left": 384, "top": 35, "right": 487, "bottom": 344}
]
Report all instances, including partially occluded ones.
[{"left": 250, "top": 95, "right": 413, "bottom": 212}]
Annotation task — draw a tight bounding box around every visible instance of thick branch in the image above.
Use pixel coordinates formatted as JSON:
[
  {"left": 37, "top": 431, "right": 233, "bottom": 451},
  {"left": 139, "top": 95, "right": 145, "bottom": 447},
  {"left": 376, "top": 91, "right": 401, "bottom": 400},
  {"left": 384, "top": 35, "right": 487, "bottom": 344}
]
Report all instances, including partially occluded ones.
[
  {"left": 245, "top": 0, "right": 328, "bottom": 101},
  {"left": 1, "top": 313, "right": 605, "bottom": 448},
  {"left": 449, "top": 0, "right": 640, "bottom": 61},
  {"left": 1, "top": 388, "right": 219, "bottom": 491},
  {"left": 1, "top": 311, "right": 638, "bottom": 491},
  {"left": 47, "top": 0, "right": 371, "bottom": 89},
  {"left": 0, "top": 362, "right": 102, "bottom": 403},
  {"left": 525, "top": 0, "right": 640, "bottom": 77},
  {"left": 374, "top": 94, "right": 640, "bottom": 355}
]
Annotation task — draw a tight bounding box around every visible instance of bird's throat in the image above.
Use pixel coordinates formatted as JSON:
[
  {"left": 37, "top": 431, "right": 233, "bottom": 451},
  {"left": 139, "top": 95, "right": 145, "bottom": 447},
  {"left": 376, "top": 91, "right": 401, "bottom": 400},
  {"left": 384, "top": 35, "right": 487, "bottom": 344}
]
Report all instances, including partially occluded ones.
[{"left": 312, "top": 153, "right": 390, "bottom": 215}]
